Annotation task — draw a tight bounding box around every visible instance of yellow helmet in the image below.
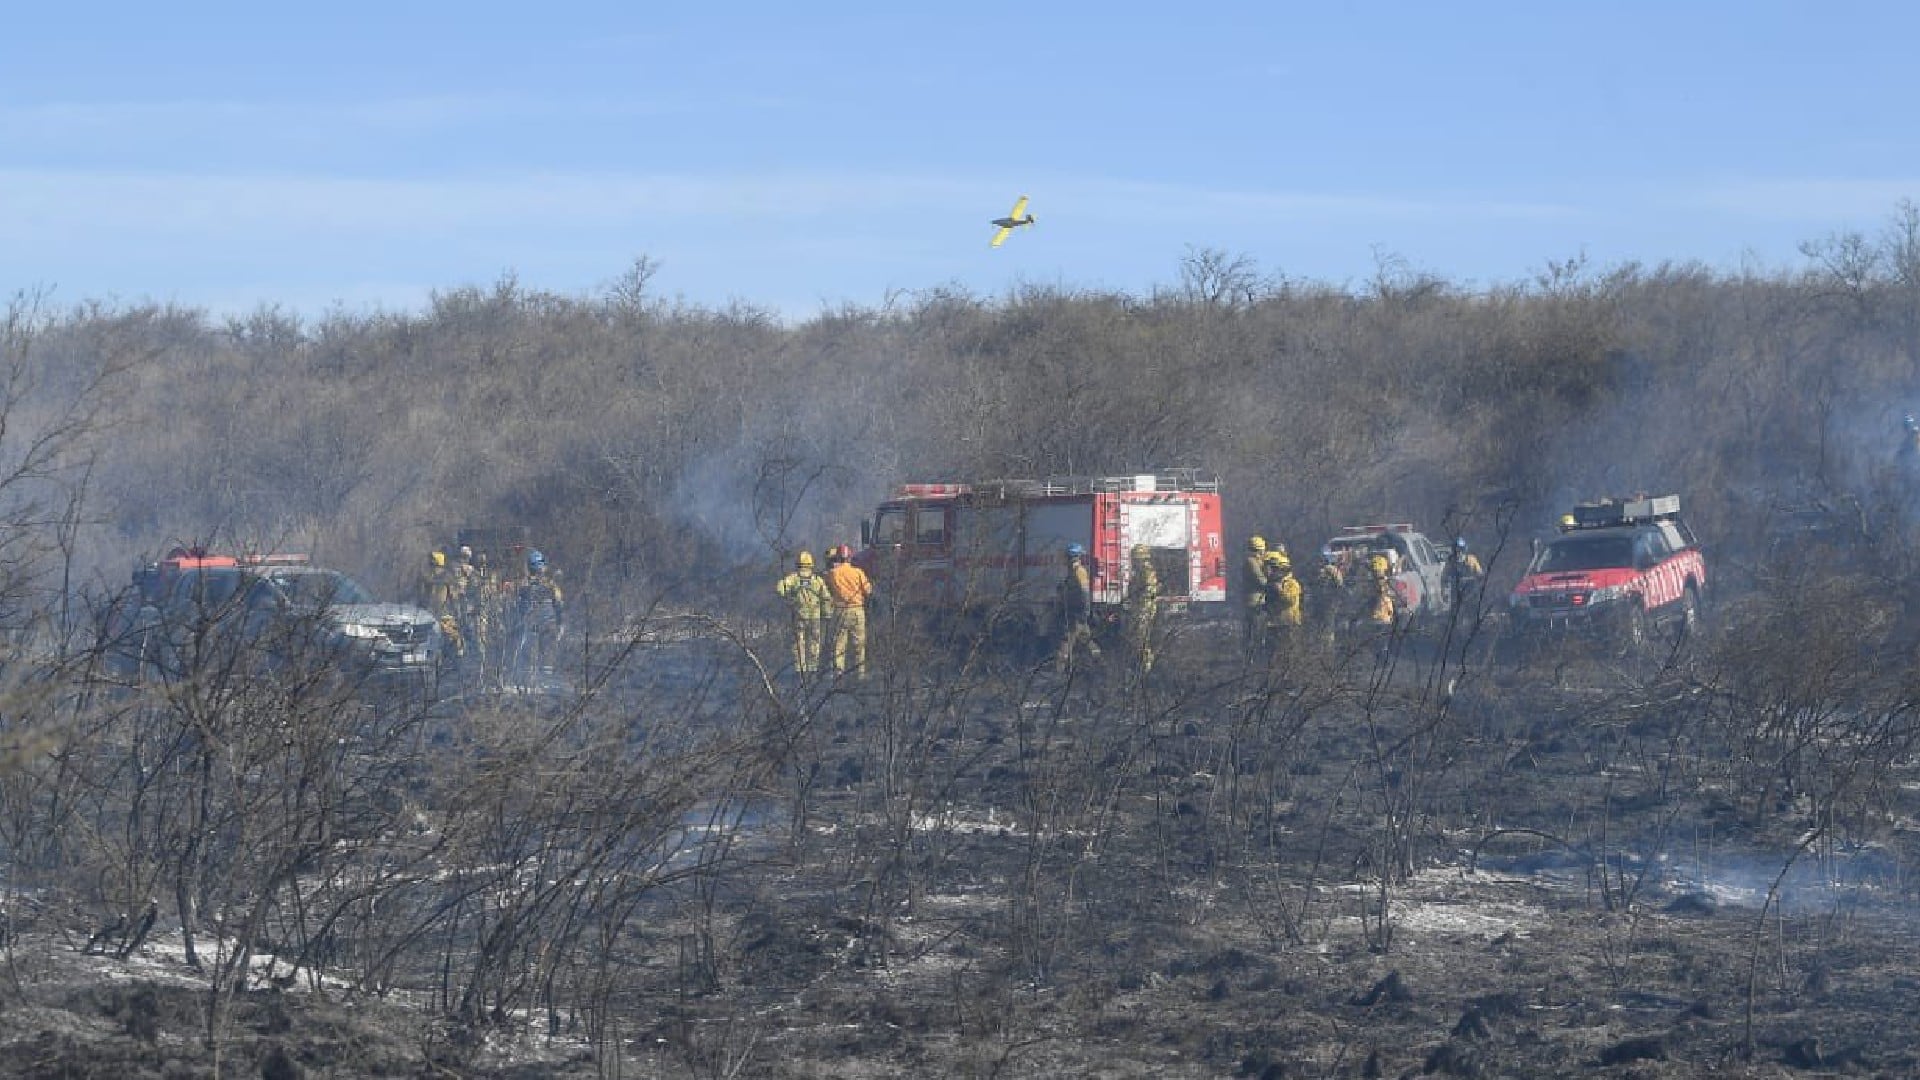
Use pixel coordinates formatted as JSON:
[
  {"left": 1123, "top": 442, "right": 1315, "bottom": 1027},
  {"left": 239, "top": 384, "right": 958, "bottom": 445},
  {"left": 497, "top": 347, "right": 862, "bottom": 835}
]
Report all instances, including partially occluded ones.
[
  {"left": 1131, "top": 543, "right": 1151, "bottom": 560},
  {"left": 1247, "top": 536, "right": 1267, "bottom": 552},
  {"left": 431, "top": 550, "right": 447, "bottom": 568},
  {"left": 1559, "top": 513, "right": 1577, "bottom": 530},
  {"left": 1369, "top": 553, "right": 1390, "bottom": 574},
  {"left": 796, "top": 550, "right": 814, "bottom": 568},
  {"left": 1267, "top": 551, "right": 1292, "bottom": 572}
]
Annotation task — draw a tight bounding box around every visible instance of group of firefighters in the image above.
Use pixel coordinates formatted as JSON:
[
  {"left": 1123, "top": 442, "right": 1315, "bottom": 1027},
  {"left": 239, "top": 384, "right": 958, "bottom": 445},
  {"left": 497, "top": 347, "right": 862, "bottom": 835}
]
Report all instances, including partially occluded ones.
[
  {"left": 770, "top": 533, "right": 1488, "bottom": 682},
  {"left": 419, "top": 544, "right": 565, "bottom": 687},
  {"left": 1239, "top": 535, "right": 1485, "bottom": 660},
  {"left": 774, "top": 544, "right": 874, "bottom": 680}
]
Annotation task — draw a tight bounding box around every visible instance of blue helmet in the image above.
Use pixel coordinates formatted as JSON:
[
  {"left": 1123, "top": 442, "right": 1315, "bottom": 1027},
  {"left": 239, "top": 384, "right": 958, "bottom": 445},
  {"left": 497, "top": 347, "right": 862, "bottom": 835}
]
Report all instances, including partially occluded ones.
[
  {"left": 1065, "top": 543, "right": 1086, "bottom": 559},
  {"left": 528, "top": 549, "right": 547, "bottom": 573},
  {"left": 1454, "top": 536, "right": 1469, "bottom": 551}
]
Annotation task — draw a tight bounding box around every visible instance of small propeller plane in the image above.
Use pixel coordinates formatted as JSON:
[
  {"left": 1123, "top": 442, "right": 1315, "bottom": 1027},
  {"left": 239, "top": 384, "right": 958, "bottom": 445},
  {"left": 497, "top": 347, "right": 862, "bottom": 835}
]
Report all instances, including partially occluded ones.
[{"left": 990, "top": 195, "right": 1035, "bottom": 248}]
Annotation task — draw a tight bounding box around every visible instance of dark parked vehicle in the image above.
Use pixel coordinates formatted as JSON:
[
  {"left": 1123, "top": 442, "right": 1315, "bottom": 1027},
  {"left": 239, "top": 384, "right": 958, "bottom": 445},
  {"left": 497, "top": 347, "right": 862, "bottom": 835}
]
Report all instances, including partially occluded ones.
[{"left": 116, "top": 551, "right": 442, "bottom": 686}]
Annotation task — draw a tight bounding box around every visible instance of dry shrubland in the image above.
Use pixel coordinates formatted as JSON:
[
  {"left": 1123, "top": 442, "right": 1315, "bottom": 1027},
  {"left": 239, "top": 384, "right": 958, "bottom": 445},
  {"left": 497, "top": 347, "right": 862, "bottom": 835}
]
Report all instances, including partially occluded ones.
[
  {"left": 2, "top": 210, "right": 1920, "bottom": 1076},
  {"left": 28, "top": 206, "right": 1920, "bottom": 607}
]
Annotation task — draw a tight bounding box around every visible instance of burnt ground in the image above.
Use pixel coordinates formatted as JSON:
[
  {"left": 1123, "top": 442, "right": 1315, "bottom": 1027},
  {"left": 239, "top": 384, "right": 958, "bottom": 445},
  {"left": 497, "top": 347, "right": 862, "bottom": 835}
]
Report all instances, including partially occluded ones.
[{"left": 4, "top": 619, "right": 1920, "bottom": 1079}]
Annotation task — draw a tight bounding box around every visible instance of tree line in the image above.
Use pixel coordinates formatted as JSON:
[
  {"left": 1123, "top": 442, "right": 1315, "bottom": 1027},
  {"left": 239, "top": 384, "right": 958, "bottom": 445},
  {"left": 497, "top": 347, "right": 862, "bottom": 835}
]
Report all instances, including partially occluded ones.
[{"left": 4, "top": 202, "right": 1914, "bottom": 621}]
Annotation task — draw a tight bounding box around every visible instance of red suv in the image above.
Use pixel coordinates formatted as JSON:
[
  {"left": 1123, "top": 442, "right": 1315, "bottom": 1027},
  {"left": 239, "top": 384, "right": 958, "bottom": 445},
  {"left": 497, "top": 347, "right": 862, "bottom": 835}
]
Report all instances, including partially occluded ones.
[{"left": 1506, "top": 495, "right": 1706, "bottom": 651}]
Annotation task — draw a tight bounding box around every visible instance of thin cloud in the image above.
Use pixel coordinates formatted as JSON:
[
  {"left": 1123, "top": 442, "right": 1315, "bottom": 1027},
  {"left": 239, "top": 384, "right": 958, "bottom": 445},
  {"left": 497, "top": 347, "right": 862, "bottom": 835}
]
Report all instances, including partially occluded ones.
[
  {"left": 1043, "top": 177, "right": 1579, "bottom": 225},
  {"left": 0, "top": 169, "right": 853, "bottom": 236},
  {"left": 1684, "top": 178, "right": 1920, "bottom": 222},
  {"left": 0, "top": 93, "right": 771, "bottom": 148}
]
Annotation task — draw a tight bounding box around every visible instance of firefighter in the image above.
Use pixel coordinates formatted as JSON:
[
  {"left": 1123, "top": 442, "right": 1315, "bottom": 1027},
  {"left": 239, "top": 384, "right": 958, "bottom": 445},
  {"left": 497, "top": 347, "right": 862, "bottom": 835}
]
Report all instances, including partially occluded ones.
[
  {"left": 1445, "top": 536, "right": 1485, "bottom": 610},
  {"left": 825, "top": 544, "right": 873, "bottom": 680},
  {"left": 1123, "top": 543, "right": 1158, "bottom": 675},
  {"left": 1057, "top": 543, "right": 1101, "bottom": 673},
  {"left": 452, "top": 545, "right": 490, "bottom": 672},
  {"left": 1242, "top": 536, "right": 1271, "bottom": 654},
  {"left": 1367, "top": 553, "right": 1397, "bottom": 620},
  {"left": 513, "top": 549, "right": 565, "bottom": 685},
  {"left": 420, "top": 550, "right": 464, "bottom": 659},
  {"left": 451, "top": 545, "right": 476, "bottom": 593},
  {"left": 776, "top": 550, "right": 831, "bottom": 679},
  {"left": 469, "top": 550, "right": 504, "bottom": 687},
  {"left": 1309, "top": 546, "right": 1344, "bottom": 649},
  {"left": 1263, "top": 549, "right": 1304, "bottom": 661},
  {"left": 1359, "top": 552, "right": 1397, "bottom": 659}
]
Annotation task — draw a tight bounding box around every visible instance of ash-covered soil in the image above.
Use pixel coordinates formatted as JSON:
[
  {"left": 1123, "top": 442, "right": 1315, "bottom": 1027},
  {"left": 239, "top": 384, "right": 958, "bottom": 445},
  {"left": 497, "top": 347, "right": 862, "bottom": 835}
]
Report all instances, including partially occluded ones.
[{"left": 6, "top": 621, "right": 1920, "bottom": 1078}]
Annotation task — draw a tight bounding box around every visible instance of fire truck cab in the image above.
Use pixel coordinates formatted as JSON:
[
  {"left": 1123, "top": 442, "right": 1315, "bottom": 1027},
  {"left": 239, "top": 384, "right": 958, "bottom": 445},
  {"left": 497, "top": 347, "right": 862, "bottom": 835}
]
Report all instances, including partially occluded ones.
[{"left": 857, "top": 472, "right": 1227, "bottom": 635}]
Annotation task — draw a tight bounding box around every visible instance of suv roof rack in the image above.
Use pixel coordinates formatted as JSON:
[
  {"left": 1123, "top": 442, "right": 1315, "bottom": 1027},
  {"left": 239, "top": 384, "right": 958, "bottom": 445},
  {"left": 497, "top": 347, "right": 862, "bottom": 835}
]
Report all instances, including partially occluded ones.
[
  {"left": 239, "top": 552, "right": 311, "bottom": 566},
  {"left": 1569, "top": 494, "right": 1681, "bottom": 529}
]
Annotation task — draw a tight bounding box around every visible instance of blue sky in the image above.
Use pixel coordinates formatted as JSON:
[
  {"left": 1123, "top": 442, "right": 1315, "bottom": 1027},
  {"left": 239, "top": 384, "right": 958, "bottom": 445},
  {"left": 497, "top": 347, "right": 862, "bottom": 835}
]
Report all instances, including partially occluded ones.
[{"left": 3, "top": 2, "right": 1917, "bottom": 319}]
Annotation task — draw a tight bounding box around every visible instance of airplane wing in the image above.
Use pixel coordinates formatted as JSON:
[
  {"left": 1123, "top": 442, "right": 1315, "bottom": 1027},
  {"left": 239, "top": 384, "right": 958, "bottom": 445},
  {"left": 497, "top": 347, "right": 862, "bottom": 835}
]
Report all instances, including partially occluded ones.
[
  {"left": 1007, "top": 195, "right": 1029, "bottom": 220},
  {"left": 991, "top": 225, "right": 1013, "bottom": 249}
]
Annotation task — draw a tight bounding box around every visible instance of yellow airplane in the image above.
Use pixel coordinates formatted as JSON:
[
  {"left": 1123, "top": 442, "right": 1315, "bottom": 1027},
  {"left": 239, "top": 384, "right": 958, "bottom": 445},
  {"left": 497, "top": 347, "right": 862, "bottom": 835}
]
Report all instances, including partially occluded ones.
[{"left": 990, "top": 195, "right": 1035, "bottom": 248}]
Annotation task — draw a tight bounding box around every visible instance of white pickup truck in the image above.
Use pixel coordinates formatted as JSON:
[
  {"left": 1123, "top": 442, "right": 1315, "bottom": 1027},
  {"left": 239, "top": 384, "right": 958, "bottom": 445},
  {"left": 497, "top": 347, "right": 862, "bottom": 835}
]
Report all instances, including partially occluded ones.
[{"left": 1323, "top": 522, "right": 1456, "bottom": 625}]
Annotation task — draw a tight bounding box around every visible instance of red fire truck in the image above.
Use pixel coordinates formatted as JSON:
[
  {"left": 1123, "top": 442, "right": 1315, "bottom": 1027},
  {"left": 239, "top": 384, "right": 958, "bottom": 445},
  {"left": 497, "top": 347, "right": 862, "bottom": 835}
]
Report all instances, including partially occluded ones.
[{"left": 856, "top": 472, "right": 1227, "bottom": 636}]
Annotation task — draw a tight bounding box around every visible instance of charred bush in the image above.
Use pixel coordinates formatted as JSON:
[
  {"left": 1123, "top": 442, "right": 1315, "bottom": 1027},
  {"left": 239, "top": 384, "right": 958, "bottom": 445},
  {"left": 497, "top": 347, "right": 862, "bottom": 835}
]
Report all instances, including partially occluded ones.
[{"left": 1595, "top": 1034, "right": 1666, "bottom": 1065}]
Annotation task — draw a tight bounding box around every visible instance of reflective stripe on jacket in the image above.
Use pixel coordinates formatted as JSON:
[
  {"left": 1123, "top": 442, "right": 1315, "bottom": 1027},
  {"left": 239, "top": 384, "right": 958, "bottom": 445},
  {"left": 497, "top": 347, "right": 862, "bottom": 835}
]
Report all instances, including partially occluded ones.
[{"left": 777, "top": 570, "right": 831, "bottom": 618}]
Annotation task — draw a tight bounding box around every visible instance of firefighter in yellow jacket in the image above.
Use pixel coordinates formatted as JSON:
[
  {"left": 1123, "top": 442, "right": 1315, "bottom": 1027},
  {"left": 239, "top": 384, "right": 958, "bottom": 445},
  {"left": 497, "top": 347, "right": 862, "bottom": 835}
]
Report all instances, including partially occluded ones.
[
  {"left": 420, "top": 550, "right": 465, "bottom": 658},
  {"left": 825, "top": 545, "right": 873, "bottom": 679},
  {"left": 1242, "top": 536, "right": 1272, "bottom": 653},
  {"left": 776, "top": 550, "right": 831, "bottom": 678},
  {"left": 1364, "top": 553, "right": 1397, "bottom": 626},
  {"left": 1356, "top": 552, "right": 1397, "bottom": 661},
  {"left": 1263, "top": 550, "right": 1304, "bottom": 660},
  {"left": 1057, "top": 543, "right": 1101, "bottom": 673},
  {"left": 1123, "top": 544, "right": 1158, "bottom": 675}
]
